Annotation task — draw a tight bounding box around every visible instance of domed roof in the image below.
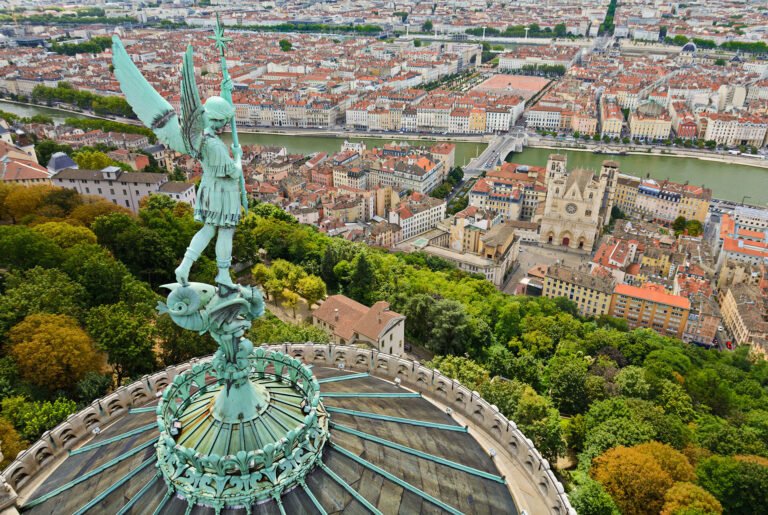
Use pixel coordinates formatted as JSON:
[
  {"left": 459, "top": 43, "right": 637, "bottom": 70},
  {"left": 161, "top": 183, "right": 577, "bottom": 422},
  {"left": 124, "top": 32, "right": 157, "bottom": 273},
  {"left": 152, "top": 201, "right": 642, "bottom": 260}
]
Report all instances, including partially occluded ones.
[
  {"left": 1, "top": 345, "right": 574, "bottom": 515},
  {"left": 681, "top": 42, "right": 697, "bottom": 53}
]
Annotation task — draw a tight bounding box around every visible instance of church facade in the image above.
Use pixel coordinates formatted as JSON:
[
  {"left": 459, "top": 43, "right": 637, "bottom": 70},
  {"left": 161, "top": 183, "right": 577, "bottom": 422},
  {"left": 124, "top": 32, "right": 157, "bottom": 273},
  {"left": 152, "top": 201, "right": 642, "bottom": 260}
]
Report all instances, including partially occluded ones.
[{"left": 537, "top": 156, "right": 616, "bottom": 252}]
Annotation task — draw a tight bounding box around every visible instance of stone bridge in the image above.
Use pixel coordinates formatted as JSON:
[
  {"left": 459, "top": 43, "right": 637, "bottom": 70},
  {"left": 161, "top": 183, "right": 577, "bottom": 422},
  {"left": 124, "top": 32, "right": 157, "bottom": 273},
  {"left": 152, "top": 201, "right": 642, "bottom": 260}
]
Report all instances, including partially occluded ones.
[{"left": 465, "top": 131, "right": 528, "bottom": 176}]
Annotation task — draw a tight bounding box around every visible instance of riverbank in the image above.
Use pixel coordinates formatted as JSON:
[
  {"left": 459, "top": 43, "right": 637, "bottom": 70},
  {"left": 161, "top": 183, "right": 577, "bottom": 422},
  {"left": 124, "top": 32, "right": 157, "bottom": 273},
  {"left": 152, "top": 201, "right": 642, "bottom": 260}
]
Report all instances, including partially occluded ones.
[
  {"left": 528, "top": 137, "right": 768, "bottom": 170},
  {"left": 508, "top": 146, "right": 768, "bottom": 205},
  {"left": 3, "top": 98, "right": 766, "bottom": 167},
  {"left": 2, "top": 99, "right": 767, "bottom": 203}
]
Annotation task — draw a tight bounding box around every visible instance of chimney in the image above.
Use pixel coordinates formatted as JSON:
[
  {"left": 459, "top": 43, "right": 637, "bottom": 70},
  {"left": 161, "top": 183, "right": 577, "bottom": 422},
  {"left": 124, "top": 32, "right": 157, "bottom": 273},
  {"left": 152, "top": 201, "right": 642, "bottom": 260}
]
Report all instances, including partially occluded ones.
[{"left": 334, "top": 308, "right": 339, "bottom": 322}]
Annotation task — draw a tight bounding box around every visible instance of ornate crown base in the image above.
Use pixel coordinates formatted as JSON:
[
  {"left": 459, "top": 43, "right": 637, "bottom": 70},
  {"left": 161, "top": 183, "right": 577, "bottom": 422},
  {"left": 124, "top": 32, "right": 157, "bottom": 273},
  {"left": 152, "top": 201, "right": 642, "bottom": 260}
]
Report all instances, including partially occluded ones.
[
  {"left": 154, "top": 347, "right": 328, "bottom": 513},
  {"left": 156, "top": 416, "right": 329, "bottom": 511}
]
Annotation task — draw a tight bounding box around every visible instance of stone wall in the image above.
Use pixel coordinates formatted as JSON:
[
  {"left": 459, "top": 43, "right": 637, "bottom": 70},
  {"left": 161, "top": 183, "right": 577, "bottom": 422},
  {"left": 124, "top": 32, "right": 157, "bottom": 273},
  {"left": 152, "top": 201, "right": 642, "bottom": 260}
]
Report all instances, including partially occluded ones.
[{"left": 0, "top": 344, "right": 574, "bottom": 515}]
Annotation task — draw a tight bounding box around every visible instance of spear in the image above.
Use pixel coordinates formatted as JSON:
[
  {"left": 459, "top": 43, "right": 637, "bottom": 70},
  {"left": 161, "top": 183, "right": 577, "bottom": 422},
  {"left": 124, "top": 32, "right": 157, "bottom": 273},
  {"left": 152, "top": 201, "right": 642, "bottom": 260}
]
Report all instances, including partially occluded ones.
[{"left": 210, "top": 14, "right": 248, "bottom": 213}]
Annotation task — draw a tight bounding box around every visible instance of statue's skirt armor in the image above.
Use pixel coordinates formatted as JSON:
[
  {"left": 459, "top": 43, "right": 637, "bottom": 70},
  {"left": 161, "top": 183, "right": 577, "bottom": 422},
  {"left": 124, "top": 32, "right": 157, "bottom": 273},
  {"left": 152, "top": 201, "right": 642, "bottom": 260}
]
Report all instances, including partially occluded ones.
[
  {"left": 194, "top": 174, "right": 241, "bottom": 227},
  {"left": 193, "top": 135, "right": 242, "bottom": 227}
]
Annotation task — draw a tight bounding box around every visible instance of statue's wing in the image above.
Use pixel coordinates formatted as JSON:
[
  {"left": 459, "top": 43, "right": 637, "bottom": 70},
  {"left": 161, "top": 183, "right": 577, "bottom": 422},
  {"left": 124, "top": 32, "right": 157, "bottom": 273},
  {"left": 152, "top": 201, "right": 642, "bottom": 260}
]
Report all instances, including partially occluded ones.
[
  {"left": 111, "top": 36, "right": 186, "bottom": 154},
  {"left": 180, "top": 45, "right": 206, "bottom": 160}
]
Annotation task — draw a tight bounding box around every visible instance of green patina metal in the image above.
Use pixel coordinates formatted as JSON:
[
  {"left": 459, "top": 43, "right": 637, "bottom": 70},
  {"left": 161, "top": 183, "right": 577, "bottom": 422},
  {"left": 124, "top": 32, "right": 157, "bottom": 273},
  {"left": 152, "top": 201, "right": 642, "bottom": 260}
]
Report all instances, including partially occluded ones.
[
  {"left": 326, "top": 406, "right": 469, "bottom": 432},
  {"left": 317, "top": 372, "right": 369, "bottom": 384},
  {"left": 331, "top": 422, "right": 506, "bottom": 483},
  {"left": 330, "top": 443, "right": 465, "bottom": 515},
  {"left": 319, "top": 463, "right": 383, "bottom": 515},
  {"left": 300, "top": 482, "right": 328, "bottom": 515},
  {"left": 68, "top": 423, "right": 157, "bottom": 456},
  {"left": 128, "top": 407, "right": 158, "bottom": 414},
  {"left": 116, "top": 474, "right": 161, "bottom": 515},
  {"left": 72, "top": 458, "right": 156, "bottom": 515},
  {"left": 110, "top": 16, "right": 330, "bottom": 513},
  {"left": 25, "top": 438, "right": 158, "bottom": 509},
  {"left": 321, "top": 392, "right": 422, "bottom": 399}
]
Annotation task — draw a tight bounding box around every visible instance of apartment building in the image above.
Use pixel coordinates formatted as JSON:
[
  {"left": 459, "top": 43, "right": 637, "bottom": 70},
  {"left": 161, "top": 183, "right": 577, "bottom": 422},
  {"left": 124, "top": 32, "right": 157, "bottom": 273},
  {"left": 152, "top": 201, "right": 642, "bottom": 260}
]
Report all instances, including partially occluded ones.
[
  {"left": 629, "top": 102, "right": 672, "bottom": 141},
  {"left": 51, "top": 166, "right": 196, "bottom": 212},
  {"left": 697, "top": 112, "right": 768, "bottom": 147},
  {"left": 543, "top": 264, "right": 615, "bottom": 317},
  {"left": 388, "top": 192, "right": 446, "bottom": 240},
  {"left": 634, "top": 178, "right": 712, "bottom": 224},
  {"left": 600, "top": 99, "right": 624, "bottom": 138},
  {"left": 719, "top": 284, "right": 768, "bottom": 356},
  {"left": 609, "top": 283, "right": 691, "bottom": 339},
  {"left": 614, "top": 175, "right": 641, "bottom": 214}
]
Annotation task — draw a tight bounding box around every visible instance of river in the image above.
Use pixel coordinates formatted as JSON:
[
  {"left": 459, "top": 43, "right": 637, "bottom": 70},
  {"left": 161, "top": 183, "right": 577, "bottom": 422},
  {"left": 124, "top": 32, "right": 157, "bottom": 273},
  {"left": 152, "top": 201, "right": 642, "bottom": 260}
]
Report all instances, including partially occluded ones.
[
  {"left": 2, "top": 100, "right": 766, "bottom": 204},
  {"left": 507, "top": 147, "right": 768, "bottom": 205}
]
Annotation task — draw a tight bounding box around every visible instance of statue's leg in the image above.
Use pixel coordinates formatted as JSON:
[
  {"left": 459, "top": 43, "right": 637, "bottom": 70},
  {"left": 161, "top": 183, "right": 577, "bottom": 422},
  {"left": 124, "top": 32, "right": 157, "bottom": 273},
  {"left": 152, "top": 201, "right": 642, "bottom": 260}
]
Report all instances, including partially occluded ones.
[
  {"left": 214, "top": 226, "right": 236, "bottom": 287},
  {"left": 175, "top": 224, "right": 216, "bottom": 285}
]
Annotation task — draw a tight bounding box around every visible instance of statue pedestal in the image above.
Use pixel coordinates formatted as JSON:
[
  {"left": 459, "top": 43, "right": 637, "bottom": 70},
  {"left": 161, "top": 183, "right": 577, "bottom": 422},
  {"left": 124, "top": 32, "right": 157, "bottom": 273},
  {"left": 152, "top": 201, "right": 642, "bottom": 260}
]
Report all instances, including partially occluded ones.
[{"left": 211, "top": 380, "right": 269, "bottom": 423}]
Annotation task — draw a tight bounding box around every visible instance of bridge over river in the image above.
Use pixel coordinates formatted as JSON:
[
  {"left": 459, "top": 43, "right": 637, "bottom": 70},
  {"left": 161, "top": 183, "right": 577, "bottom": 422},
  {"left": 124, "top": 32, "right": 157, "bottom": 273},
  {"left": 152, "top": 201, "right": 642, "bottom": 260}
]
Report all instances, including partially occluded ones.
[{"left": 464, "top": 130, "right": 528, "bottom": 176}]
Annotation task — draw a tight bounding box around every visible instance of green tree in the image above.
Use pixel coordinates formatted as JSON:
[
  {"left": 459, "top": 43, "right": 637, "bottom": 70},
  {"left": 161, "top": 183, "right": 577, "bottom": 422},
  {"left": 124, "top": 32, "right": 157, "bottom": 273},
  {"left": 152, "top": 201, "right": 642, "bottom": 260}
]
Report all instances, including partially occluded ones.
[
  {"left": 0, "top": 267, "right": 87, "bottom": 339},
  {"left": 426, "top": 355, "right": 490, "bottom": 390},
  {"left": 554, "top": 23, "right": 567, "bottom": 38},
  {"left": 347, "top": 253, "right": 377, "bottom": 304},
  {"left": 546, "top": 354, "right": 590, "bottom": 414},
  {"left": 0, "top": 225, "right": 65, "bottom": 269},
  {"left": 428, "top": 299, "right": 476, "bottom": 355},
  {"left": 156, "top": 315, "right": 217, "bottom": 367},
  {"left": 685, "top": 219, "right": 703, "bottom": 236},
  {"left": 616, "top": 365, "right": 651, "bottom": 399},
  {"left": 295, "top": 275, "right": 326, "bottom": 307},
  {"left": 247, "top": 311, "right": 329, "bottom": 343},
  {"left": 570, "top": 478, "right": 621, "bottom": 515},
  {"left": 61, "top": 244, "right": 130, "bottom": 306},
  {"left": 34, "top": 140, "right": 74, "bottom": 167},
  {"left": 696, "top": 456, "right": 768, "bottom": 514},
  {"left": 281, "top": 288, "right": 300, "bottom": 318},
  {"left": 31, "top": 222, "right": 96, "bottom": 248},
  {"left": 1, "top": 396, "right": 78, "bottom": 441},
  {"left": 513, "top": 385, "right": 565, "bottom": 463},
  {"left": 422, "top": 20, "right": 433, "bottom": 32},
  {"left": 86, "top": 302, "right": 157, "bottom": 385},
  {"left": 73, "top": 149, "right": 116, "bottom": 170},
  {"left": 279, "top": 39, "right": 293, "bottom": 51},
  {"left": 75, "top": 372, "right": 113, "bottom": 403}
]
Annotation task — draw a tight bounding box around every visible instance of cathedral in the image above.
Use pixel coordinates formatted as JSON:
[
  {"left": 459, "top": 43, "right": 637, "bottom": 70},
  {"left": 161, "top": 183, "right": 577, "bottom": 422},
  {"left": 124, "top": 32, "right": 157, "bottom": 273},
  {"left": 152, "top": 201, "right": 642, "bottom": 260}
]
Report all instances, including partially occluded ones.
[{"left": 536, "top": 155, "right": 617, "bottom": 252}]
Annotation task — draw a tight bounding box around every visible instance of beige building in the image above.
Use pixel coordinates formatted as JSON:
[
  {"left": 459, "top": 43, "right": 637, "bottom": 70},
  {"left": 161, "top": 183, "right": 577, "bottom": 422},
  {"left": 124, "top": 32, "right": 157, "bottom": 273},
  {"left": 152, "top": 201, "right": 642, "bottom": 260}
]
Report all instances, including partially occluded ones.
[
  {"left": 629, "top": 102, "right": 672, "bottom": 141},
  {"left": 543, "top": 264, "right": 615, "bottom": 317},
  {"left": 614, "top": 175, "right": 640, "bottom": 214},
  {"left": 600, "top": 99, "right": 624, "bottom": 138},
  {"left": 419, "top": 222, "right": 520, "bottom": 287},
  {"left": 609, "top": 283, "right": 691, "bottom": 339},
  {"left": 539, "top": 167, "right": 608, "bottom": 252},
  {"left": 719, "top": 284, "right": 768, "bottom": 356},
  {"left": 312, "top": 295, "right": 406, "bottom": 356}
]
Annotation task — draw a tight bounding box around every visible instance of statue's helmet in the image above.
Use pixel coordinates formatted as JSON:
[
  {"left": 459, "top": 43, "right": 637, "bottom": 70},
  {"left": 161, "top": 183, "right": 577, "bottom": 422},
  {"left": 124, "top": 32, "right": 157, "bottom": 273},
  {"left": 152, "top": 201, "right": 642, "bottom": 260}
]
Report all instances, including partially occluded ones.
[{"left": 204, "top": 96, "right": 234, "bottom": 122}]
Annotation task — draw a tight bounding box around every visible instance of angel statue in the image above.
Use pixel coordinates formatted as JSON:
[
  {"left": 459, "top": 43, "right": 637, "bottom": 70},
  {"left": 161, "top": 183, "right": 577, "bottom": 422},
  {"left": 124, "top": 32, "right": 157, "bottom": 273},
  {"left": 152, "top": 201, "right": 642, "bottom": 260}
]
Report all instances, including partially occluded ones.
[{"left": 111, "top": 30, "right": 247, "bottom": 289}]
